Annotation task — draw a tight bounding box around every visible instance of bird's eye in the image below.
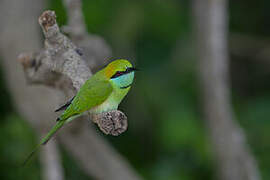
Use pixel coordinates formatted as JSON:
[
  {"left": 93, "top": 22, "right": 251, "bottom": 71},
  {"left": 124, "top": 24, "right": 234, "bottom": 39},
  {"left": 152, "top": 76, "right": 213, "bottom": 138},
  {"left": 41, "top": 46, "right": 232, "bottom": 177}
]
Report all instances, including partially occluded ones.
[
  {"left": 111, "top": 71, "right": 124, "bottom": 79},
  {"left": 116, "top": 71, "right": 124, "bottom": 76},
  {"left": 111, "top": 67, "right": 136, "bottom": 79}
]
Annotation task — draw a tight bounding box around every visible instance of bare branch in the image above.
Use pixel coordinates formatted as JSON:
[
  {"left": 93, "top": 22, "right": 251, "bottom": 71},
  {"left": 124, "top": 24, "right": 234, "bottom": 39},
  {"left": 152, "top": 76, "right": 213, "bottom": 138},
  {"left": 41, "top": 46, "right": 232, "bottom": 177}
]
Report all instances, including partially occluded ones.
[
  {"left": 18, "top": 10, "right": 129, "bottom": 135},
  {"left": 38, "top": 10, "right": 91, "bottom": 90},
  {"left": 17, "top": 10, "right": 139, "bottom": 179},
  {"left": 91, "top": 110, "right": 128, "bottom": 136},
  {"left": 62, "top": 0, "right": 86, "bottom": 37}
]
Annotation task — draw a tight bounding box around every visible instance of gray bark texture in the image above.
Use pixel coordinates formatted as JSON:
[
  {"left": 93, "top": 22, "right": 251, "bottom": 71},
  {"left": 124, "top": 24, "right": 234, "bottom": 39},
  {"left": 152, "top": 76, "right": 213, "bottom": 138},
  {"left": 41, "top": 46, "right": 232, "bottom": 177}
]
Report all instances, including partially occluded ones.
[
  {"left": 0, "top": 1, "right": 141, "bottom": 180},
  {"left": 192, "top": 0, "right": 261, "bottom": 180}
]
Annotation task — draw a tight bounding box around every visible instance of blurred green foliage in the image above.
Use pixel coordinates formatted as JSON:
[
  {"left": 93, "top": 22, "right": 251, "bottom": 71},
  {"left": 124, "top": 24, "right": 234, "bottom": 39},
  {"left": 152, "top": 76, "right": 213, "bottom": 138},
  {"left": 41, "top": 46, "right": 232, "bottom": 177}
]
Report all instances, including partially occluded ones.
[{"left": 1, "top": 0, "right": 270, "bottom": 179}]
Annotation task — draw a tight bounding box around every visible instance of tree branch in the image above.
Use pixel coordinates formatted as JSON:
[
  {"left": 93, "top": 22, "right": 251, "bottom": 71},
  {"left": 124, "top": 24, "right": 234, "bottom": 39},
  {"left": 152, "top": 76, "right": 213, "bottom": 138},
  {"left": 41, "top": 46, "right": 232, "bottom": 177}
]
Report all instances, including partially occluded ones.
[
  {"left": 18, "top": 10, "right": 128, "bottom": 135},
  {"left": 62, "top": 0, "right": 86, "bottom": 37},
  {"left": 17, "top": 10, "right": 140, "bottom": 180}
]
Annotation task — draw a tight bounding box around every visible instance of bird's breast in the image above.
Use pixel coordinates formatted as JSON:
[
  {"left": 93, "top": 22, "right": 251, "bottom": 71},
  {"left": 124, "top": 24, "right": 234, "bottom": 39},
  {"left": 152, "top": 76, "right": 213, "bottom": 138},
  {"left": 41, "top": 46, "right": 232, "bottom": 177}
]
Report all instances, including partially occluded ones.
[
  {"left": 89, "top": 96, "right": 118, "bottom": 114},
  {"left": 89, "top": 86, "right": 130, "bottom": 114}
]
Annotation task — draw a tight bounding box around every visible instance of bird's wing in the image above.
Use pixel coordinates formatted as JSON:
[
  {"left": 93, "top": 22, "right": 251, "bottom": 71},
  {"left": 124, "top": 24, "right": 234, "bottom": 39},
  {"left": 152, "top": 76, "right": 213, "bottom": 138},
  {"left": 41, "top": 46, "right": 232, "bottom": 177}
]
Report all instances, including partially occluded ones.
[{"left": 59, "top": 79, "right": 113, "bottom": 120}]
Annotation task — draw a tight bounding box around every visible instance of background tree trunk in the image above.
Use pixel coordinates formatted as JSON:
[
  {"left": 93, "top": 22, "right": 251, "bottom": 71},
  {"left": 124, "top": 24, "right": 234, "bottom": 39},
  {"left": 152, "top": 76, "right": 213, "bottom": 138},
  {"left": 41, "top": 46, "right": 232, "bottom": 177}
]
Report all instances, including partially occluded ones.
[{"left": 192, "top": 0, "right": 260, "bottom": 180}]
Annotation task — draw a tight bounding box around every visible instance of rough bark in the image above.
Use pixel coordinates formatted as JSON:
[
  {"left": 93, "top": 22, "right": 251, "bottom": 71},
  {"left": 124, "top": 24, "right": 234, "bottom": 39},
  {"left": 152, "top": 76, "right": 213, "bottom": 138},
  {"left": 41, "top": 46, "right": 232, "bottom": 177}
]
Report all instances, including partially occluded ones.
[
  {"left": 192, "top": 0, "right": 260, "bottom": 180},
  {"left": 0, "top": 1, "right": 141, "bottom": 180}
]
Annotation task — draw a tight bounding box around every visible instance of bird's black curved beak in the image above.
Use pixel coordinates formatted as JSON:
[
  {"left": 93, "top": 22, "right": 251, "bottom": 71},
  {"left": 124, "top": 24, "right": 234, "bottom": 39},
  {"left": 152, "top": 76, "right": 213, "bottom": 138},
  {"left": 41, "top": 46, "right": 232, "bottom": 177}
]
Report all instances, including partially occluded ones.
[{"left": 128, "top": 67, "right": 139, "bottom": 72}]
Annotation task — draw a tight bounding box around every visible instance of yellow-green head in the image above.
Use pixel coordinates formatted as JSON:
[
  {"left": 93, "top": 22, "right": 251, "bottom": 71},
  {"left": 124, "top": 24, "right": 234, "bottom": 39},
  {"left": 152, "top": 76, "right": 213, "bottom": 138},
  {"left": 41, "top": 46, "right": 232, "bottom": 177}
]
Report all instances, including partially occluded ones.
[{"left": 104, "top": 59, "right": 137, "bottom": 89}]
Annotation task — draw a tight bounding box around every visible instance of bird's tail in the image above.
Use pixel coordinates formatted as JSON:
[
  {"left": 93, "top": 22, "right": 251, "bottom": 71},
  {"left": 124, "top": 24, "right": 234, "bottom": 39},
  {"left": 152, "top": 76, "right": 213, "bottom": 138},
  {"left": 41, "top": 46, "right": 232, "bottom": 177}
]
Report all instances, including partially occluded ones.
[{"left": 22, "top": 120, "right": 65, "bottom": 166}]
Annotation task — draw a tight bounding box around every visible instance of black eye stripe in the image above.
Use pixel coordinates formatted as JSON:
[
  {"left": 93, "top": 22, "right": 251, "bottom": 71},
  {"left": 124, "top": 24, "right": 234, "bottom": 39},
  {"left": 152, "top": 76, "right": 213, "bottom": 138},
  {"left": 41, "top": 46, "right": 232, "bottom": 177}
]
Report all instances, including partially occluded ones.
[
  {"left": 111, "top": 71, "right": 124, "bottom": 79},
  {"left": 111, "top": 67, "right": 134, "bottom": 79}
]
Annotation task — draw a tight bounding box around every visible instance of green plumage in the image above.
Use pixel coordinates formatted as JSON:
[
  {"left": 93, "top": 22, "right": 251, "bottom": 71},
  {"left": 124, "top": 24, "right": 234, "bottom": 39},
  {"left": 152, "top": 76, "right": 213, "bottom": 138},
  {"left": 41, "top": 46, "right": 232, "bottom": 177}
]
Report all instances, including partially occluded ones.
[
  {"left": 23, "top": 59, "right": 136, "bottom": 165},
  {"left": 60, "top": 71, "right": 113, "bottom": 120}
]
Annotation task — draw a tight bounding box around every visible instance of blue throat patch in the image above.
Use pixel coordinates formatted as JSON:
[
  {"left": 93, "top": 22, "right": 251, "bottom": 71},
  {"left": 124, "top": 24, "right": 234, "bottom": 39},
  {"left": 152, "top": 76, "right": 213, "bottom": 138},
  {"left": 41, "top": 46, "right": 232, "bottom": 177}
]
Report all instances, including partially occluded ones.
[{"left": 111, "top": 72, "right": 134, "bottom": 89}]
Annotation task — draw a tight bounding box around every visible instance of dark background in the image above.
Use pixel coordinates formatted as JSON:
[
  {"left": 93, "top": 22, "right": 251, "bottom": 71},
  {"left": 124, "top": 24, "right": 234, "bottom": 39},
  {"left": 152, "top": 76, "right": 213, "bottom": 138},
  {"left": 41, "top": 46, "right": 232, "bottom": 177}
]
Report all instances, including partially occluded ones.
[{"left": 1, "top": 0, "right": 270, "bottom": 179}]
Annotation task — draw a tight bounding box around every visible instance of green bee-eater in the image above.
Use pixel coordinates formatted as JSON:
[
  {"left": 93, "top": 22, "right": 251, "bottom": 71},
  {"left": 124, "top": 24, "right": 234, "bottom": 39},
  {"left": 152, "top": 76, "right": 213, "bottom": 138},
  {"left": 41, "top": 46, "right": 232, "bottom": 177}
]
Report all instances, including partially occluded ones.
[{"left": 24, "top": 59, "right": 137, "bottom": 165}]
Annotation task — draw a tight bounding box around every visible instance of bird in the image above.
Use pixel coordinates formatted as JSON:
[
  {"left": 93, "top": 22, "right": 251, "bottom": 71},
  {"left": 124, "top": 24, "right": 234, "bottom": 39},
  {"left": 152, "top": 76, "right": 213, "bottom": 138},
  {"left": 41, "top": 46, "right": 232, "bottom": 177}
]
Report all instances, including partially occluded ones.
[{"left": 23, "top": 59, "right": 137, "bottom": 165}]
